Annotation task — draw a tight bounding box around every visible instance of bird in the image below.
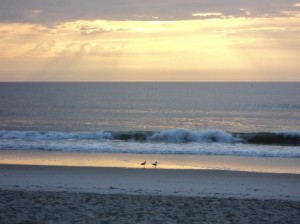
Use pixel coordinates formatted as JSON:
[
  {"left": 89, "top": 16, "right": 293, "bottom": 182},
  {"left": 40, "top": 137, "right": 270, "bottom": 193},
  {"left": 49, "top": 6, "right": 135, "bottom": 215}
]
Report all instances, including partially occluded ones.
[
  {"left": 152, "top": 161, "right": 158, "bottom": 168},
  {"left": 141, "top": 161, "right": 146, "bottom": 168}
]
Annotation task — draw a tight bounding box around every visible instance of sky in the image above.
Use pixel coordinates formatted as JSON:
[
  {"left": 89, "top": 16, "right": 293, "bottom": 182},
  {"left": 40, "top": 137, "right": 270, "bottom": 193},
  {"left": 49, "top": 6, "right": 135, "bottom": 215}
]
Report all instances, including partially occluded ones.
[{"left": 0, "top": 0, "right": 300, "bottom": 81}]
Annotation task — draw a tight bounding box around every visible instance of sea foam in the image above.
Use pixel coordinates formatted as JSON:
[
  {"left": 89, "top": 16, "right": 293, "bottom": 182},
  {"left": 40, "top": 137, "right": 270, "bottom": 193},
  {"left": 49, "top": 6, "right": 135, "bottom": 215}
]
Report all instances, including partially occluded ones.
[
  {"left": 1, "top": 129, "right": 300, "bottom": 145},
  {"left": 148, "top": 129, "right": 241, "bottom": 143}
]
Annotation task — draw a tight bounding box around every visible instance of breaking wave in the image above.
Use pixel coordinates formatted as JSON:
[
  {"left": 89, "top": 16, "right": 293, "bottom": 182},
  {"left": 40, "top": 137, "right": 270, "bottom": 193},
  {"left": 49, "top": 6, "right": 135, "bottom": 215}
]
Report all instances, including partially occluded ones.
[
  {"left": 0, "top": 129, "right": 299, "bottom": 157},
  {"left": 0, "top": 129, "right": 300, "bottom": 145}
]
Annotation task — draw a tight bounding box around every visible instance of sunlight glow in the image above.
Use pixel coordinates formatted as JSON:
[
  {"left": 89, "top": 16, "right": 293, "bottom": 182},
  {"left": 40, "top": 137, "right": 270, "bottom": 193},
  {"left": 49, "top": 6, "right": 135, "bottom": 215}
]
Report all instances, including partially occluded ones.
[{"left": 0, "top": 16, "right": 299, "bottom": 81}]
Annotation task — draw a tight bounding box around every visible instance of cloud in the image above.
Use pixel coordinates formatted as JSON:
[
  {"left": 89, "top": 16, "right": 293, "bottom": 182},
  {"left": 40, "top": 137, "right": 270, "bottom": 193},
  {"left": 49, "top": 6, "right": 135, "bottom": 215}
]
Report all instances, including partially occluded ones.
[
  {"left": 0, "top": 0, "right": 299, "bottom": 24},
  {"left": 25, "top": 10, "right": 43, "bottom": 18},
  {"left": 80, "top": 25, "right": 128, "bottom": 36},
  {"left": 239, "top": 8, "right": 251, "bottom": 16},
  {"left": 192, "top": 12, "right": 223, "bottom": 18},
  {"left": 26, "top": 40, "right": 56, "bottom": 55},
  {"left": 0, "top": 1, "right": 299, "bottom": 82},
  {"left": 280, "top": 10, "right": 300, "bottom": 17}
]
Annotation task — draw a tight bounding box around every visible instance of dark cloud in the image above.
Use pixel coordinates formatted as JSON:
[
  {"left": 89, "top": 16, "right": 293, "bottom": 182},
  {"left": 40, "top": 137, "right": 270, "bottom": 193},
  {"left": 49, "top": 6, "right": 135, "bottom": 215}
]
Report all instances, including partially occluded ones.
[{"left": 0, "top": 0, "right": 299, "bottom": 24}]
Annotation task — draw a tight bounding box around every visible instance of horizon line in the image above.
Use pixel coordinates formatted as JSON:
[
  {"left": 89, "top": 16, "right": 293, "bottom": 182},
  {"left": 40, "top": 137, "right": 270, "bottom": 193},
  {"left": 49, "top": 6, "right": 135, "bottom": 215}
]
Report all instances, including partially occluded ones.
[{"left": 0, "top": 80, "right": 299, "bottom": 83}]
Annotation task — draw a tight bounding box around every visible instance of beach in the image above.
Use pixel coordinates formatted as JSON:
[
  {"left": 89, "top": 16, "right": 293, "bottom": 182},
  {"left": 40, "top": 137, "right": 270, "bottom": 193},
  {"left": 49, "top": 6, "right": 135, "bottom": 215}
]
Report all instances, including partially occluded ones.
[
  {"left": 1, "top": 0, "right": 300, "bottom": 220},
  {"left": 1, "top": 190, "right": 300, "bottom": 224},
  {"left": 1, "top": 164, "right": 300, "bottom": 223}
]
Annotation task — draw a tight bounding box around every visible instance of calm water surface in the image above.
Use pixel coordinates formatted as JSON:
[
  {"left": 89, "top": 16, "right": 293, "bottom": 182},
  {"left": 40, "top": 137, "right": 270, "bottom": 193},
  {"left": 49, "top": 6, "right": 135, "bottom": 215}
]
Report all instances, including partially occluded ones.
[{"left": 0, "top": 82, "right": 299, "bottom": 132}]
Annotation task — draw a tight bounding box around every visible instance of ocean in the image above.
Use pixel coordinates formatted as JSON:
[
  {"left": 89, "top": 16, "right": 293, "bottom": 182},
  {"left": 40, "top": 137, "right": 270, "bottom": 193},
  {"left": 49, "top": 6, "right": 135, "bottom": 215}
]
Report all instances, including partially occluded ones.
[{"left": 0, "top": 82, "right": 299, "bottom": 171}]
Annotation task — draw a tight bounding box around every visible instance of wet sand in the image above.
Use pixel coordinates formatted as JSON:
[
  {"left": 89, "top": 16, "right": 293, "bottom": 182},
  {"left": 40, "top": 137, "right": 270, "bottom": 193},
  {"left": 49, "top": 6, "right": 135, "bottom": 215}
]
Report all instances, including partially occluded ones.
[
  {"left": 1, "top": 164, "right": 300, "bottom": 223},
  {"left": 1, "top": 149, "right": 299, "bottom": 173},
  {"left": 1, "top": 164, "right": 300, "bottom": 199}
]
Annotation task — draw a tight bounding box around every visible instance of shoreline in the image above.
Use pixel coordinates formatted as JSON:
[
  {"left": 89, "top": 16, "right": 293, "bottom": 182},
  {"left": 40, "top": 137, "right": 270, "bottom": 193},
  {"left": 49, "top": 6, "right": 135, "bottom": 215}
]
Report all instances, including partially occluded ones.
[{"left": 1, "top": 149, "right": 300, "bottom": 174}]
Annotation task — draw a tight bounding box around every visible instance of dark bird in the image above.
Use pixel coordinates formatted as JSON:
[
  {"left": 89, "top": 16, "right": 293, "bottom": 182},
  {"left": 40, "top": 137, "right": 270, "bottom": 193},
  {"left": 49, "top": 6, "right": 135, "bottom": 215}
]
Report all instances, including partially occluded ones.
[
  {"left": 152, "top": 161, "right": 158, "bottom": 168},
  {"left": 141, "top": 161, "right": 146, "bottom": 168}
]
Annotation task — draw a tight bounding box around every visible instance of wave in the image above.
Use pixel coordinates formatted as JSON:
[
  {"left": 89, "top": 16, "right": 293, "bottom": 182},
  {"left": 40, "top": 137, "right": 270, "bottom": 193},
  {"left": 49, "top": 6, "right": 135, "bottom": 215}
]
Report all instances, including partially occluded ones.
[
  {"left": 234, "top": 131, "right": 300, "bottom": 146},
  {"left": 0, "top": 130, "right": 113, "bottom": 140},
  {"left": 148, "top": 129, "right": 241, "bottom": 143},
  {"left": 0, "top": 129, "right": 300, "bottom": 145},
  {"left": 0, "top": 129, "right": 299, "bottom": 157}
]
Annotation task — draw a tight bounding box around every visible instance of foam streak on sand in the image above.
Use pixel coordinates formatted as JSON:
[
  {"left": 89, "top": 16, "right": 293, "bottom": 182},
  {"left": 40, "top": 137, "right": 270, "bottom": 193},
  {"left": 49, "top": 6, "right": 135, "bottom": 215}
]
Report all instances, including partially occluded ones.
[{"left": 0, "top": 165, "right": 300, "bottom": 223}]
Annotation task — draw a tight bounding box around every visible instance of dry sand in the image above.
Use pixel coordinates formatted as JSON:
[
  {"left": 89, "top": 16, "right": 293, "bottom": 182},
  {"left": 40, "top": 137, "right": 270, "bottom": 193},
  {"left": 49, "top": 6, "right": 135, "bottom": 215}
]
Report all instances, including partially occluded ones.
[{"left": 1, "top": 164, "right": 300, "bottom": 223}]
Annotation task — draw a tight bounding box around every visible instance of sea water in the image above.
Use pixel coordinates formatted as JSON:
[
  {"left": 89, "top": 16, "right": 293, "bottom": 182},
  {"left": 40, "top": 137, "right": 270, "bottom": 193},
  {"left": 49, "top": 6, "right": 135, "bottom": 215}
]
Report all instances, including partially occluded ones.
[{"left": 0, "top": 82, "right": 299, "bottom": 171}]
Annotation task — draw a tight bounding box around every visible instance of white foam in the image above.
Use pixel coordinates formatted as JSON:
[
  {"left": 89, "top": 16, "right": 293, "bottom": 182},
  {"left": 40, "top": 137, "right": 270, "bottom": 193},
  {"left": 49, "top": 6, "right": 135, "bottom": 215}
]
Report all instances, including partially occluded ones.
[
  {"left": 149, "top": 129, "right": 241, "bottom": 143},
  {"left": 0, "top": 129, "right": 299, "bottom": 158},
  {"left": 0, "top": 140, "right": 299, "bottom": 158},
  {"left": 0, "top": 130, "right": 113, "bottom": 140}
]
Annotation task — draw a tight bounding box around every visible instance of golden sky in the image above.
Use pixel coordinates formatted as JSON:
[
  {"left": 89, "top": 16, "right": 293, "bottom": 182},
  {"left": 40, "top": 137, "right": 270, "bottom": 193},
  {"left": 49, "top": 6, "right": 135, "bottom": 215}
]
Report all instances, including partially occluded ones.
[{"left": 0, "top": 0, "right": 300, "bottom": 81}]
